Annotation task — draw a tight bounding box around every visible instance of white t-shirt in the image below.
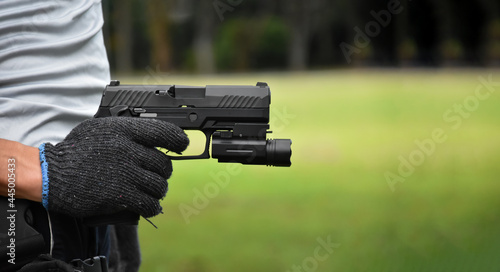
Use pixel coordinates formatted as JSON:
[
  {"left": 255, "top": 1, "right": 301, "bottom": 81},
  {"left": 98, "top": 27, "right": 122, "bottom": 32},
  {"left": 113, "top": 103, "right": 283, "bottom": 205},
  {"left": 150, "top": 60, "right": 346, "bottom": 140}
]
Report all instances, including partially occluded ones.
[{"left": 0, "top": 0, "right": 110, "bottom": 147}]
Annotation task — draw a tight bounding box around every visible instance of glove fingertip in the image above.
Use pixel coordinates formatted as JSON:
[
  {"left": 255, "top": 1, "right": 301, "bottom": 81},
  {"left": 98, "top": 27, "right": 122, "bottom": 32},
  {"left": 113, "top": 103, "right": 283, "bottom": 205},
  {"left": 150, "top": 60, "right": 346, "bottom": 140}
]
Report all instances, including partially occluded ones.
[
  {"left": 140, "top": 199, "right": 163, "bottom": 219},
  {"left": 157, "top": 122, "right": 190, "bottom": 153}
]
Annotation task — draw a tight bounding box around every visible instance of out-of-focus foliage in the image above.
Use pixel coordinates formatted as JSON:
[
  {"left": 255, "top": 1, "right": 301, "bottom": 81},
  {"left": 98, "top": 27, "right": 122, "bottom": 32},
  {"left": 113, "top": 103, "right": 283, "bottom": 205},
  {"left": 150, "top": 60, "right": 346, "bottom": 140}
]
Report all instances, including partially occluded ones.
[
  {"left": 214, "top": 17, "right": 289, "bottom": 71},
  {"left": 102, "top": 0, "right": 500, "bottom": 74}
]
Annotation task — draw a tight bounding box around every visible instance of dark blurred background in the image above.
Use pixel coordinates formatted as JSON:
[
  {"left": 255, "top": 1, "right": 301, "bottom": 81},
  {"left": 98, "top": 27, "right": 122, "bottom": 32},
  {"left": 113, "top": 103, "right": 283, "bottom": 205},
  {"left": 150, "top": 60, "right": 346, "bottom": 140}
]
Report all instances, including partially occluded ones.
[{"left": 102, "top": 0, "right": 500, "bottom": 74}]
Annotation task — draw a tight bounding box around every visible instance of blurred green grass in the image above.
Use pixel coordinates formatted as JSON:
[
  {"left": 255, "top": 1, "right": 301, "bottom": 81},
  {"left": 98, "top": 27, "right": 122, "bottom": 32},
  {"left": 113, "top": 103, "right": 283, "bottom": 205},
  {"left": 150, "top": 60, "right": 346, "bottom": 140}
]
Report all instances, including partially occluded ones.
[{"left": 128, "top": 69, "right": 500, "bottom": 271}]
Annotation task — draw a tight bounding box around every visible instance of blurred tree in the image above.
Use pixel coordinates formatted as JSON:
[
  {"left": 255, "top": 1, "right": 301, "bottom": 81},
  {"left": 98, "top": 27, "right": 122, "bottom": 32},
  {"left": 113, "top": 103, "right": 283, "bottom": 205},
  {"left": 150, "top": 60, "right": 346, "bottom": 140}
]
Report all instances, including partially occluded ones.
[
  {"left": 478, "top": 0, "right": 500, "bottom": 65},
  {"left": 251, "top": 17, "right": 290, "bottom": 69},
  {"left": 308, "top": 0, "right": 337, "bottom": 67},
  {"left": 147, "top": 0, "right": 172, "bottom": 71},
  {"left": 168, "top": 0, "right": 196, "bottom": 72},
  {"left": 214, "top": 18, "right": 255, "bottom": 71},
  {"left": 193, "top": 0, "right": 216, "bottom": 73},
  {"left": 214, "top": 16, "right": 289, "bottom": 71},
  {"left": 432, "top": 0, "right": 464, "bottom": 66},
  {"left": 407, "top": 0, "right": 438, "bottom": 65},
  {"left": 286, "top": 0, "right": 311, "bottom": 70},
  {"left": 113, "top": 0, "right": 133, "bottom": 73},
  {"left": 394, "top": 0, "right": 417, "bottom": 66},
  {"left": 285, "top": 0, "right": 335, "bottom": 70},
  {"left": 484, "top": 19, "right": 500, "bottom": 66}
]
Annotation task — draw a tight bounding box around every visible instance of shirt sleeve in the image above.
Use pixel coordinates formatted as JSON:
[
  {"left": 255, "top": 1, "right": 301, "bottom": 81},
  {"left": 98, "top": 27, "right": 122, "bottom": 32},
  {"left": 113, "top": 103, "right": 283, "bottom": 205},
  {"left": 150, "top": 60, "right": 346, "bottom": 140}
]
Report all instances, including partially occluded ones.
[{"left": 0, "top": 0, "right": 111, "bottom": 146}]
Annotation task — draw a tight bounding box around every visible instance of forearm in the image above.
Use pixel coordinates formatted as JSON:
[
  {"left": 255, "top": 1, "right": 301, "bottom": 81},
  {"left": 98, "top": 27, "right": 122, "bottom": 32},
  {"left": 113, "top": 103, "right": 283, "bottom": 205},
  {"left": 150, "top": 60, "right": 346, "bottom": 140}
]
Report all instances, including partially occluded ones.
[{"left": 0, "top": 138, "right": 42, "bottom": 202}]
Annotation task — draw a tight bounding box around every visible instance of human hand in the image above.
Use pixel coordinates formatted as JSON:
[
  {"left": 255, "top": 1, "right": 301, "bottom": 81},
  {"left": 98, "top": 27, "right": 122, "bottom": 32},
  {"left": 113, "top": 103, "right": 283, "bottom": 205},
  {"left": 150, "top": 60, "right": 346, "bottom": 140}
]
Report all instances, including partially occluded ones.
[{"left": 39, "top": 117, "right": 189, "bottom": 218}]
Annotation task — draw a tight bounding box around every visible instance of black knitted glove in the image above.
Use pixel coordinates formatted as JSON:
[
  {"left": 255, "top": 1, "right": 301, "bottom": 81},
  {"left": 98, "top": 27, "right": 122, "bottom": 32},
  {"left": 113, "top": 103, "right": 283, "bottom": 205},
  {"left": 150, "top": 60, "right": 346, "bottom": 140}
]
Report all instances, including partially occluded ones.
[{"left": 39, "top": 117, "right": 189, "bottom": 218}]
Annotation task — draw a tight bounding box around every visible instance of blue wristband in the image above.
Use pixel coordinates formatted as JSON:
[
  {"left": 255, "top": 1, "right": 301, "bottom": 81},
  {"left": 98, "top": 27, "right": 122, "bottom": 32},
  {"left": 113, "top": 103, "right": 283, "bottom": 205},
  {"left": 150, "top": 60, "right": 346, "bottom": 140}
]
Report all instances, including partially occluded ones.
[{"left": 39, "top": 143, "right": 50, "bottom": 209}]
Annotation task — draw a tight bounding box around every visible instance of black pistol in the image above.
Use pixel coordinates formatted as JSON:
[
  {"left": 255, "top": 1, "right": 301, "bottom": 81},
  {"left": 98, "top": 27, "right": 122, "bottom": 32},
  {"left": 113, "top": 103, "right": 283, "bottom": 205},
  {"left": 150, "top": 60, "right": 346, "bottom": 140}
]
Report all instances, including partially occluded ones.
[{"left": 85, "top": 81, "right": 292, "bottom": 226}]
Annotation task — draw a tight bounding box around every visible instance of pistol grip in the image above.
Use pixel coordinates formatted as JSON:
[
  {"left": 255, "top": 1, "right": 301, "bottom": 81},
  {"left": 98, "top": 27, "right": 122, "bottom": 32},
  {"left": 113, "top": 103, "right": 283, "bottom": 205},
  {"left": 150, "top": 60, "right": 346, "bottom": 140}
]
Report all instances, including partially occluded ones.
[{"left": 83, "top": 211, "right": 140, "bottom": 226}]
